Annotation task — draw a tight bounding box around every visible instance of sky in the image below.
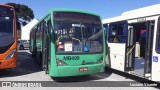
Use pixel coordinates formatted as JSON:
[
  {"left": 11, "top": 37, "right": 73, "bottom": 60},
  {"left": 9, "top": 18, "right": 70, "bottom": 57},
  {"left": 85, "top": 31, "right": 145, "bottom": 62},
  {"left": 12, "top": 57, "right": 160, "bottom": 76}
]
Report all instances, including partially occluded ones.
[{"left": 1, "top": 0, "right": 160, "bottom": 20}]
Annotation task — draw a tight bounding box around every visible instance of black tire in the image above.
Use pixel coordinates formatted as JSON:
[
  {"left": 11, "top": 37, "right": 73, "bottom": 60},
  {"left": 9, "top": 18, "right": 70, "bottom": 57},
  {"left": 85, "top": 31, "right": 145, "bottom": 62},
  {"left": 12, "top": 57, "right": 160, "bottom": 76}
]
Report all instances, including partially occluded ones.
[
  {"left": 34, "top": 47, "right": 37, "bottom": 60},
  {"left": 32, "top": 48, "right": 35, "bottom": 58},
  {"left": 20, "top": 45, "right": 24, "bottom": 50},
  {"left": 45, "top": 60, "right": 49, "bottom": 74},
  {"left": 31, "top": 52, "right": 34, "bottom": 58},
  {"left": 40, "top": 52, "right": 43, "bottom": 69}
]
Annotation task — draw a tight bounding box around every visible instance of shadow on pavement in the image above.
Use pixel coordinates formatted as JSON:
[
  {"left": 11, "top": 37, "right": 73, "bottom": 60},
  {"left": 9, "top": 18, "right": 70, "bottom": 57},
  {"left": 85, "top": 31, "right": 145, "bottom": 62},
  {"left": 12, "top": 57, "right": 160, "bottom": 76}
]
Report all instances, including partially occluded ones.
[
  {"left": 0, "top": 51, "right": 42, "bottom": 77},
  {"left": 105, "top": 67, "right": 160, "bottom": 89},
  {"left": 0, "top": 50, "right": 113, "bottom": 82}
]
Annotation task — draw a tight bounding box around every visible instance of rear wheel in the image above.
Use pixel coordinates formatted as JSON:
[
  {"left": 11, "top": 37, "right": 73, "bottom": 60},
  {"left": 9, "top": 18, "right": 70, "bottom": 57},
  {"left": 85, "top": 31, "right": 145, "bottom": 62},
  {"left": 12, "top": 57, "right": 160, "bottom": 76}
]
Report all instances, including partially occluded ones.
[
  {"left": 32, "top": 47, "right": 37, "bottom": 58},
  {"left": 31, "top": 52, "right": 34, "bottom": 57},
  {"left": 40, "top": 52, "right": 43, "bottom": 69}
]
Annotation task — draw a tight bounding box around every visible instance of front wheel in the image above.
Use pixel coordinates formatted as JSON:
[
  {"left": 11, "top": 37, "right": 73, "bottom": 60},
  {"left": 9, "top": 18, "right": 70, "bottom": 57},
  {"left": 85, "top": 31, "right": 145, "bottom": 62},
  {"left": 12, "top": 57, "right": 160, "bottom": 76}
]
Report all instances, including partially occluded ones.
[{"left": 20, "top": 45, "right": 24, "bottom": 50}]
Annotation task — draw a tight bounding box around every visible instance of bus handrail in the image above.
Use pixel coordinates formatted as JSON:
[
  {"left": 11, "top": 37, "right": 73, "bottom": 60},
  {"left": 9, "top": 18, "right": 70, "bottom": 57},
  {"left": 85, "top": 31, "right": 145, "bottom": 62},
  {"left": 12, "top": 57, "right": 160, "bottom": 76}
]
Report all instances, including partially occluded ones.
[{"left": 126, "top": 45, "right": 135, "bottom": 55}]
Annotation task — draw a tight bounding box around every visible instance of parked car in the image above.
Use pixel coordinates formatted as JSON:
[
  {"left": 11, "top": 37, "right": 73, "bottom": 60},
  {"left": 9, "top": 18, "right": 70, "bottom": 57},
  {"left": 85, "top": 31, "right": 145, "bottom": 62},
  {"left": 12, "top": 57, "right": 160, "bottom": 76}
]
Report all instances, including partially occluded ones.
[{"left": 18, "top": 39, "right": 30, "bottom": 50}]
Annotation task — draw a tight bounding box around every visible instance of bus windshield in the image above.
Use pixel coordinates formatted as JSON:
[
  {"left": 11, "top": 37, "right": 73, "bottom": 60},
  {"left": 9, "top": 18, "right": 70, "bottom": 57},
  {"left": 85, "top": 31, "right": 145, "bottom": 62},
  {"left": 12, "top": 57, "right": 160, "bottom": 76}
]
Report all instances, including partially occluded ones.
[
  {"left": 0, "top": 6, "right": 14, "bottom": 47},
  {"left": 54, "top": 12, "right": 103, "bottom": 54}
]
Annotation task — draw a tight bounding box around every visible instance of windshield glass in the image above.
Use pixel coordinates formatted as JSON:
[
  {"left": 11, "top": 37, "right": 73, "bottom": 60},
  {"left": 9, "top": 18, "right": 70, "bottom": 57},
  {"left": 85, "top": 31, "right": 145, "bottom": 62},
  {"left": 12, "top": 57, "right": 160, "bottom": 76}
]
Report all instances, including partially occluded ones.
[
  {"left": 54, "top": 12, "right": 103, "bottom": 54},
  {"left": 82, "top": 23, "right": 103, "bottom": 53},
  {"left": 0, "top": 6, "right": 14, "bottom": 47},
  {"left": 0, "top": 16, "right": 14, "bottom": 35}
]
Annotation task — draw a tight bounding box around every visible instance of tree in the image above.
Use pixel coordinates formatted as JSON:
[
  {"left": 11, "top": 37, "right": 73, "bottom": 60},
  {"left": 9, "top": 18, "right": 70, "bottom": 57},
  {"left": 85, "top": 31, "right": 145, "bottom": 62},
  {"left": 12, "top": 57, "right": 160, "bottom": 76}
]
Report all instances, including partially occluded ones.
[{"left": 6, "top": 3, "right": 34, "bottom": 26}]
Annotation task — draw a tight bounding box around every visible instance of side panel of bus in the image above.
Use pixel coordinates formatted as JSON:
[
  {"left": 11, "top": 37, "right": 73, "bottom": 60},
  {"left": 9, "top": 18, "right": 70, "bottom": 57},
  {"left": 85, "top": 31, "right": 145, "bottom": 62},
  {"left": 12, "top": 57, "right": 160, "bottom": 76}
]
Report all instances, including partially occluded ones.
[
  {"left": 152, "top": 16, "right": 160, "bottom": 81},
  {"left": 107, "top": 21, "right": 127, "bottom": 71}
]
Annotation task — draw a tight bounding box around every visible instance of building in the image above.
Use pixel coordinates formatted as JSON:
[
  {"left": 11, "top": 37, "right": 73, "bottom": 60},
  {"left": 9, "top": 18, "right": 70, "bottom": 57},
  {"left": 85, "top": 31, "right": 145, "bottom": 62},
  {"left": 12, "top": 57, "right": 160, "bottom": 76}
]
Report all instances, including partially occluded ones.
[{"left": 21, "top": 19, "right": 39, "bottom": 40}]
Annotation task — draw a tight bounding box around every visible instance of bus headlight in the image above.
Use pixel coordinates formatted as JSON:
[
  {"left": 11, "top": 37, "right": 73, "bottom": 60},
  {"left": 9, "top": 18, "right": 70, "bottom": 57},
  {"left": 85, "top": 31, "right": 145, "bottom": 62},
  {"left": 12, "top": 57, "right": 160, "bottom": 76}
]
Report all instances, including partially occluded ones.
[
  {"left": 56, "top": 58, "right": 68, "bottom": 66},
  {"left": 4, "top": 49, "right": 16, "bottom": 60},
  {"left": 96, "top": 57, "right": 103, "bottom": 64}
]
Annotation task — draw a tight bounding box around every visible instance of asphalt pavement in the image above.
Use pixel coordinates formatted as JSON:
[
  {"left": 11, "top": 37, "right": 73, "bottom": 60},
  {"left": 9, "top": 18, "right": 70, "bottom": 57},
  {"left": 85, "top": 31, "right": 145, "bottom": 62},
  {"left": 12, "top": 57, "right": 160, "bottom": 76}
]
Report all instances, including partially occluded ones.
[{"left": 0, "top": 50, "right": 159, "bottom": 90}]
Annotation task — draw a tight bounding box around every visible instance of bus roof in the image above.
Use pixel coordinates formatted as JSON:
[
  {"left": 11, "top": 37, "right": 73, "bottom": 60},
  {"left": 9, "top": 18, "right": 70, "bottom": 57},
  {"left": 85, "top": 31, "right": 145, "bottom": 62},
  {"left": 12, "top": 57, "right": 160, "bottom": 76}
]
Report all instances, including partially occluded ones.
[
  {"left": 102, "top": 4, "right": 160, "bottom": 24},
  {"left": 0, "top": 4, "right": 14, "bottom": 8},
  {"left": 50, "top": 9, "right": 100, "bottom": 17},
  {"left": 38, "top": 9, "right": 101, "bottom": 23},
  {"left": 31, "top": 9, "right": 101, "bottom": 31}
]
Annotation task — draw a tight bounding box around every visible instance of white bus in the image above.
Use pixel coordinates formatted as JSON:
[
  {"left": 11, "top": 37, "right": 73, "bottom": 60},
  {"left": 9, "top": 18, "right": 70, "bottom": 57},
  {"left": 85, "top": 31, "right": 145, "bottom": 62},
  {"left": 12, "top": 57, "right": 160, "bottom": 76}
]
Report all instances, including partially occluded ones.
[{"left": 103, "top": 4, "right": 160, "bottom": 81}]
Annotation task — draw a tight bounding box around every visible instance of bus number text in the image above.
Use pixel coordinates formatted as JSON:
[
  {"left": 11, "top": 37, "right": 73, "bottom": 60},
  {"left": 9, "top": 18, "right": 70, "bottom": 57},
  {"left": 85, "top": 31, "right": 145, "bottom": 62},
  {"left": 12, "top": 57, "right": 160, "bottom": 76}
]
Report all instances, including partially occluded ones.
[
  {"left": 63, "top": 56, "right": 80, "bottom": 60},
  {"left": 137, "top": 18, "right": 146, "bottom": 22}
]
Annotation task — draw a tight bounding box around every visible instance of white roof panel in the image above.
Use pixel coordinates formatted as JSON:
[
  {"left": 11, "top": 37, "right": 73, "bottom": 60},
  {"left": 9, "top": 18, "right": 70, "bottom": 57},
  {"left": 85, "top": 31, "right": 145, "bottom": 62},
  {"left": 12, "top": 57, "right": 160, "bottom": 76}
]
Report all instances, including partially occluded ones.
[
  {"left": 21, "top": 19, "right": 39, "bottom": 40},
  {"left": 103, "top": 4, "right": 160, "bottom": 24}
]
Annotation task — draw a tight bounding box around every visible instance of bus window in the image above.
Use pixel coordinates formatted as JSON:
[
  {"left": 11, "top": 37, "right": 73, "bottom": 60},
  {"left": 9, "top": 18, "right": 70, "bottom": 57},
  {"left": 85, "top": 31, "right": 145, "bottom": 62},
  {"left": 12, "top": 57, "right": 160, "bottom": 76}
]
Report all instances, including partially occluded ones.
[
  {"left": 108, "top": 22, "right": 127, "bottom": 43},
  {"left": 54, "top": 21, "right": 103, "bottom": 53},
  {"left": 83, "top": 23, "right": 103, "bottom": 53},
  {"left": 0, "top": 6, "right": 14, "bottom": 48},
  {"left": 54, "top": 21, "right": 83, "bottom": 53},
  {"left": 103, "top": 24, "right": 108, "bottom": 42}
]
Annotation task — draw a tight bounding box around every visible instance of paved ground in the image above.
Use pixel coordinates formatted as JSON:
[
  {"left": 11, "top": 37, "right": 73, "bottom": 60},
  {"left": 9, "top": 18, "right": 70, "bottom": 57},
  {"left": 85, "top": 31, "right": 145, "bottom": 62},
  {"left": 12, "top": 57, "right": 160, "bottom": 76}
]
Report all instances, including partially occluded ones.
[{"left": 0, "top": 50, "right": 159, "bottom": 90}]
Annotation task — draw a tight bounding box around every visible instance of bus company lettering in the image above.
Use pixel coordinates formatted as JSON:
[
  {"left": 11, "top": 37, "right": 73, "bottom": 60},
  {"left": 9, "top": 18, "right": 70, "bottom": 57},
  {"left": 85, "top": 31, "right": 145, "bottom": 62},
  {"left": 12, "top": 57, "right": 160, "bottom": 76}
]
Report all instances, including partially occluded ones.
[{"left": 63, "top": 56, "right": 80, "bottom": 60}]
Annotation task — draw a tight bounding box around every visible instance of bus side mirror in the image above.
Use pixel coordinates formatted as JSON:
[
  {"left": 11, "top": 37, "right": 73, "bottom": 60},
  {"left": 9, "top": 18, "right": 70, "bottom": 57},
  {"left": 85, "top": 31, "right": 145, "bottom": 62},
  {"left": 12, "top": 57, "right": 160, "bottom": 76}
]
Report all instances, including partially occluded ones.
[{"left": 17, "top": 22, "right": 21, "bottom": 30}]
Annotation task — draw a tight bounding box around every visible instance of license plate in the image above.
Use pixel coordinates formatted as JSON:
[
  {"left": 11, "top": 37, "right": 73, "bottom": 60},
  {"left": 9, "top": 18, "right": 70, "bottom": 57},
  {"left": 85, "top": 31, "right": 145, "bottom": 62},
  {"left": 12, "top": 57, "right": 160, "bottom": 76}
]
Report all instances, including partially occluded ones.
[{"left": 79, "top": 67, "right": 88, "bottom": 72}]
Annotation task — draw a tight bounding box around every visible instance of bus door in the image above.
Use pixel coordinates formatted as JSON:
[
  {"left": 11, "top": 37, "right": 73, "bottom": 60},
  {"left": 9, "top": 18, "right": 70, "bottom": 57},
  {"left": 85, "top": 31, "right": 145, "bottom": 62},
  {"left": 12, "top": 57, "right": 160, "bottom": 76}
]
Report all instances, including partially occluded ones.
[
  {"left": 42, "top": 19, "right": 51, "bottom": 74},
  {"left": 108, "top": 21, "right": 127, "bottom": 71},
  {"left": 33, "top": 28, "right": 37, "bottom": 57},
  {"left": 144, "top": 21, "right": 154, "bottom": 77},
  {"left": 125, "top": 25, "right": 136, "bottom": 71},
  {"left": 42, "top": 22, "right": 47, "bottom": 69}
]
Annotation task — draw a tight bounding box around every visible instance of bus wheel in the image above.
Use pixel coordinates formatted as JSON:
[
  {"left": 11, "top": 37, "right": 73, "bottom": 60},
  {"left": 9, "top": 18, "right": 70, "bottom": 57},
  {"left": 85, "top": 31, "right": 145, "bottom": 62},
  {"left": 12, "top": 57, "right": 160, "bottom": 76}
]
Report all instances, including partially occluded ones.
[
  {"left": 45, "top": 60, "right": 49, "bottom": 74},
  {"left": 51, "top": 77, "right": 63, "bottom": 82},
  {"left": 20, "top": 45, "right": 24, "bottom": 50},
  {"left": 33, "top": 47, "right": 37, "bottom": 58},
  {"left": 31, "top": 53, "right": 34, "bottom": 58},
  {"left": 40, "top": 52, "right": 43, "bottom": 69}
]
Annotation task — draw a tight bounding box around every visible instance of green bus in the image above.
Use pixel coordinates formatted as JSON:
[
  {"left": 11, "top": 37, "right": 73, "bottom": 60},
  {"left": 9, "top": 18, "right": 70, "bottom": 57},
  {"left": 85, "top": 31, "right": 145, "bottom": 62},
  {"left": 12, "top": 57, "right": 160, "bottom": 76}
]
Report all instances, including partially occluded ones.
[{"left": 29, "top": 9, "right": 106, "bottom": 77}]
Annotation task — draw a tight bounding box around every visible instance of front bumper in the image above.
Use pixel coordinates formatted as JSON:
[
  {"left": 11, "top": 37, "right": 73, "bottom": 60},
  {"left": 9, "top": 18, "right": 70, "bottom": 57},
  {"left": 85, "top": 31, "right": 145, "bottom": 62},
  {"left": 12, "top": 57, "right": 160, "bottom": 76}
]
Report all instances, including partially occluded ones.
[
  {"left": 49, "top": 63, "right": 104, "bottom": 77},
  {"left": 0, "top": 57, "right": 17, "bottom": 69}
]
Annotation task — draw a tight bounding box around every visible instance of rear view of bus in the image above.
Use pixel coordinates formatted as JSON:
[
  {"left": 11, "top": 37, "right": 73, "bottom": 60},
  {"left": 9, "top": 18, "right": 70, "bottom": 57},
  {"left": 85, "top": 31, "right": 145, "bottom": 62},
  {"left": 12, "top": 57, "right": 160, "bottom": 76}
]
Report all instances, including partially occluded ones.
[
  {"left": 50, "top": 11, "right": 105, "bottom": 77},
  {"left": 0, "top": 4, "right": 18, "bottom": 69}
]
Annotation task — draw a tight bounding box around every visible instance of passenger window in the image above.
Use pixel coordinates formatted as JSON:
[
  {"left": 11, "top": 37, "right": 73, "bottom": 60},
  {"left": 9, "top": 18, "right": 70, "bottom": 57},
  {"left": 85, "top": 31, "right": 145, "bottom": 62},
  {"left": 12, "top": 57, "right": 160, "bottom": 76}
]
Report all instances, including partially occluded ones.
[
  {"left": 103, "top": 24, "right": 108, "bottom": 42},
  {"left": 108, "top": 22, "right": 127, "bottom": 43}
]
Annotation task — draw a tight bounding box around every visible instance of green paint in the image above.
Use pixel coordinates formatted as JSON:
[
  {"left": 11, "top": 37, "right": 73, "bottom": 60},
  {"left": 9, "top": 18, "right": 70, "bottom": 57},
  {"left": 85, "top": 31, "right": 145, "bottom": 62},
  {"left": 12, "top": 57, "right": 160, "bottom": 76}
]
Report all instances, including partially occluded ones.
[{"left": 30, "top": 9, "right": 107, "bottom": 77}]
